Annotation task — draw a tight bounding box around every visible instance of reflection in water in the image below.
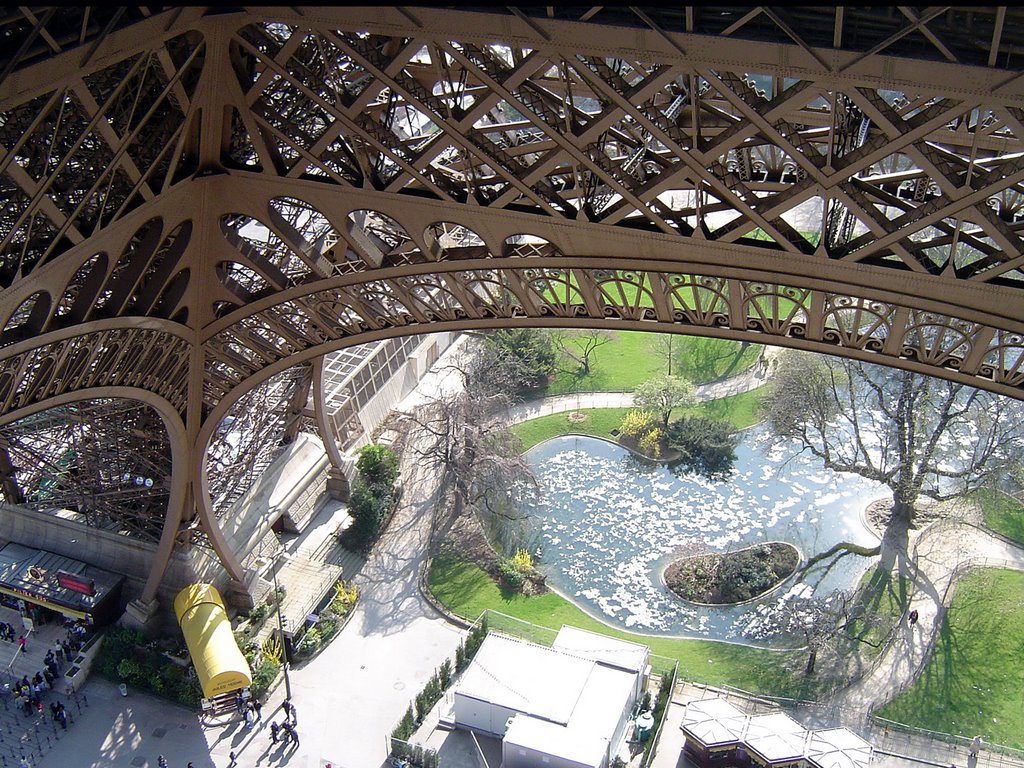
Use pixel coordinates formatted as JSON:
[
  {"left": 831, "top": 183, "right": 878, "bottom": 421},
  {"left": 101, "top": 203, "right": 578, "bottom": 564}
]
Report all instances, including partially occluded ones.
[{"left": 524, "top": 428, "right": 883, "bottom": 645}]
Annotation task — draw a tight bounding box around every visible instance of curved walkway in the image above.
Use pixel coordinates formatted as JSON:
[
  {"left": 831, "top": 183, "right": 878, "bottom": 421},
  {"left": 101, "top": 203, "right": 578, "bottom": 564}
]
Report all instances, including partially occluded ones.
[
  {"left": 829, "top": 515, "right": 1024, "bottom": 722},
  {"left": 507, "top": 355, "right": 775, "bottom": 424}
]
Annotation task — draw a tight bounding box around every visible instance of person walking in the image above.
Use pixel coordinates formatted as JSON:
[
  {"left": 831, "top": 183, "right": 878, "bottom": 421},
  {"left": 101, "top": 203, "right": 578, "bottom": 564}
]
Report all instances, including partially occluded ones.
[
  {"left": 252, "top": 697, "right": 262, "bottom": 721},
  {"left": 270, "top": 720, "right": 280, "bottom": 744},
  {"left": 228, "top": 751, "right": 237, "bottom": 766},
  {"left": 908, "top": 609, "right": 919, "bottom": 625},
  {"left": 17, "top": 635, "right": 25, "bottom": 653},
  {"left": 970, "top": 735, "right": 983, "bottom": 757}
]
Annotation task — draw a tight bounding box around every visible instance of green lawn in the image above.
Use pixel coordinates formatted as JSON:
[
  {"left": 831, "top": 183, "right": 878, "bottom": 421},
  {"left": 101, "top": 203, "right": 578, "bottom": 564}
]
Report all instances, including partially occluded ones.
[
  {"left": 542, "top": 332, "right": 762, "bottom": 396},
  {"left": 428, "top": 549, "right": 820, "bottom": 698},
  {"left": 876, "top": 569, "right": 1024, "bottom": 749},
  {"left": 511, "top": 389, "right": 764, "bottom": 451},
  {"left": 976, "top": 488, "right": 1024, "bottom": 545}
]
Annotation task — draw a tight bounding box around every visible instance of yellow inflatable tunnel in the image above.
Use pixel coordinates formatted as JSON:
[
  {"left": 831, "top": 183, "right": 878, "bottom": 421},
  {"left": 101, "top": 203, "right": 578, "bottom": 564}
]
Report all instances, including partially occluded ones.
[{"left": 174, "top": 583, "right": 252, "bottom": 699}]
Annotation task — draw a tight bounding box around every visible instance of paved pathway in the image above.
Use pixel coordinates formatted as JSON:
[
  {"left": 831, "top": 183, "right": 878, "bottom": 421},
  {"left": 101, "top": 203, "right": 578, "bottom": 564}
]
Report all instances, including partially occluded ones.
[
  {"left": 32, "top": 337, "right": 1024, "bottom": 768},
  {"left": 829, "top": 516, "right": 1024, "bottom": 720},
  {"left": 506, "top": 349, "right": 777, "bottom": 424}
]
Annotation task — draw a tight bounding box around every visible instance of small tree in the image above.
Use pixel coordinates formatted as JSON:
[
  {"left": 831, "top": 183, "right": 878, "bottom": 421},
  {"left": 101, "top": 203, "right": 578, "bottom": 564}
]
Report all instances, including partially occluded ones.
[
  {"left": 649, "top": 333, "right": 679, "bottom": 376},
  {"left": 634, "top": 374, "right": 696, "bottom": 426},
  {"left": 667, "top": 416, "right": 739, "bottom": 480},
  {"left": 356, "top": 443, "right": 399, "bottom": 489}
]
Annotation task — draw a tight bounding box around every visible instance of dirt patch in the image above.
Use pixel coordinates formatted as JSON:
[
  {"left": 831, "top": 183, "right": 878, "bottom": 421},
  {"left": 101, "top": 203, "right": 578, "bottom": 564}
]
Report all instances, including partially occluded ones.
[{"left": 865, "top": 496, "right": 977, "bottom": 536}]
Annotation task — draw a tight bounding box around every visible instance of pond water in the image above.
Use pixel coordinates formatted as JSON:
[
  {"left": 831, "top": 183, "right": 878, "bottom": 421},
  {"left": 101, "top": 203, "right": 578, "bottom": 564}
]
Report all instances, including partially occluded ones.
[{"left": 524, "top": 428, "right": 884, "bottom": 645}]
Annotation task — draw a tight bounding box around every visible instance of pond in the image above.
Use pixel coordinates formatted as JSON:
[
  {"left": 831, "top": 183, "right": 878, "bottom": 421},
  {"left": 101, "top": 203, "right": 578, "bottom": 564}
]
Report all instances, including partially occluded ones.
[{"left": 524, "top": 428, "right": 884, "bottom": 645}]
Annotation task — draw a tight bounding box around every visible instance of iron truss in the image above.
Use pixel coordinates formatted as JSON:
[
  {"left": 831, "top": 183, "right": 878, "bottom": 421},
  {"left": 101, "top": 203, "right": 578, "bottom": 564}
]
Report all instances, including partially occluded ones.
[{"left": 1, "top": 6, "right": 1023, "bottom": 598}]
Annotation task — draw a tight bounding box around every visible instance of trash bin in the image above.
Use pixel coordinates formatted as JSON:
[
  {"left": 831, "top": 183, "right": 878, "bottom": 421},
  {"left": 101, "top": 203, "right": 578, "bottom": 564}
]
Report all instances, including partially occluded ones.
[{"left": 118, "top": 683, "right": 128, "bottom": 697}]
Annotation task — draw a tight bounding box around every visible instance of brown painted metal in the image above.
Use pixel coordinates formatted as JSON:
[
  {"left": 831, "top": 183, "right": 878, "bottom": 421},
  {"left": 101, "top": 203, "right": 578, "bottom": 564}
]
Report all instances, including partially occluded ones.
[{"left": 1, "top": 7, "right": 1023, "bottom": 596}]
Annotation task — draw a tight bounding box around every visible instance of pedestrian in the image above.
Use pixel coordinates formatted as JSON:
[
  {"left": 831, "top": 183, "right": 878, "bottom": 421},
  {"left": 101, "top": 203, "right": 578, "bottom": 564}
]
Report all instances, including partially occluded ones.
[
  {"left": 17, "top": 635, "right": 25, "bottom": 653},
  {"left": 228, "top": 751, "right": 237, "bottom": 767},
  {"left": 56, "top": 708, "right": 66, "bottom": 730},
  {"left": 970, "top": 735, "right": 983, "bottom": 756},
  {"left": 270, "top": 720, "right": 280, "bottom": 743},
  {"left": 188, "top": 763, "right": 195, "bottom": 768},
  {"left": 282, "top": 699, "right": 292, "bottom": 721},
  {"left": 244, "top": 705, "right": 255, "bottom": 730},
  {"left": 252, "top": 698, "right": 262, "bottom": 721},
  {"left": 158, "top": 756, "right": 168, "bottom": 768},
  {"left": 909, "top": 608, "right": 919, "bottom": 625},
  {"left": 234, "top": 691, "right": 245, "bottom": 716},
  {"left": 19, "top": 755, "right": 29, "bottom": 768}
]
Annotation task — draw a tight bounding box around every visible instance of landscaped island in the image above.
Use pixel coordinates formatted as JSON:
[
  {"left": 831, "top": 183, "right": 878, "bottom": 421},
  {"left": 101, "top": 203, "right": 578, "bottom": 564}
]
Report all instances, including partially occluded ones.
[{"left": 663, "top": 542, "right": 800, "bottom": 605}]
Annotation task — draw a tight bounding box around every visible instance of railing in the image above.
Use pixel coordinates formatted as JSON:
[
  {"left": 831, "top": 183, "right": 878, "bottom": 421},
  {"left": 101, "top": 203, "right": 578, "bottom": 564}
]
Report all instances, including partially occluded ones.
[{"left": 641, "top": 661, "right": 678, "bottom": 768}]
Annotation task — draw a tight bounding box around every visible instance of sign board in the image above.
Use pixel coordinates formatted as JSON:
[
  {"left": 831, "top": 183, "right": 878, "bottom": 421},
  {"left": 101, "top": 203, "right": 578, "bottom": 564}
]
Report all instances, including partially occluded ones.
[{"left": 56, "top": 570, "right": 96, "bottom": 596}]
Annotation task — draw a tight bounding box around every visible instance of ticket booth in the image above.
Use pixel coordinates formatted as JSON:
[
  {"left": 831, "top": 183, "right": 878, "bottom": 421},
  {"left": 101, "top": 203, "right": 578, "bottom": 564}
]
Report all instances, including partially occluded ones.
[
  {"left": 743, "top": 712, "right": 808, "bottom": 768},
  {"left": 805, "top": 728, "right": 873, "bottom": 768},
  {"left": 680, "top": 698, "right": 749, "bottom": 766},
  {"left": 0, "top": 542, "right": 124, "bottom": 626}
]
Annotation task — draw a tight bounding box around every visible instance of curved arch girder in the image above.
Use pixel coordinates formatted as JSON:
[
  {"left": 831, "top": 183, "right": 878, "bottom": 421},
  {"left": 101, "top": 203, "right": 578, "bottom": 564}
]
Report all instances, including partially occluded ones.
[{"left": 204, "top": 263, "right": 1024, "bottom": 411}]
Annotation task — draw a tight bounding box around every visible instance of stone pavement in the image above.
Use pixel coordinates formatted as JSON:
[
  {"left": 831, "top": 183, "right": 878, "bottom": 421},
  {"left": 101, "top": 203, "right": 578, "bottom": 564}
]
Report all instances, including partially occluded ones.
[
  {"left": 36, "top": 340, "right": 473, "bottom": 768},
  {"left": 29, "top": 336, "right": 1024, "bottom": 768}
]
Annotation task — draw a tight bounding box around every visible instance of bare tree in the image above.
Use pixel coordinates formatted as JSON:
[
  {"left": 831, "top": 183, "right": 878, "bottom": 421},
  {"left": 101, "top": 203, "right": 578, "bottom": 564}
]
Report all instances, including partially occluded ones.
[
  {"left": 762, "top": 352, "right": 1024, "bottom": 566},
  {"left": 649, "top": 333, "right": 678, "bottom": 376},
  {"left": 403, "top": 344, "right": 541, "bottom": 555},
  {"left": 553, "top": 329, "right": 616, "bottom": 376},
  {"left": 756, "top": 589, "right": 871, "bottom": 675}
]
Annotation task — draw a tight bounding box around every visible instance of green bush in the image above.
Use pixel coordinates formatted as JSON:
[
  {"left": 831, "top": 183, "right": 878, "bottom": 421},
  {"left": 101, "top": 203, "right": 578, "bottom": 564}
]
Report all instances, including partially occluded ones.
[
  {"left": 250, "top": 659, "right": 280, "bottom": 700},
  {"left": 297, "top": 626, "right": 322, "bottom": 656},
  {"left": 667, "top": 415, "right": 739, "bottom": 480},
  {"left": 356, "top": 443, "right": 399, "bottom": 489},
  {"left": 96, "top": 627, "right": 202, "bottom": 708},
  {"left": 497, "top": 558, "right": 524, "bottom": 589}
]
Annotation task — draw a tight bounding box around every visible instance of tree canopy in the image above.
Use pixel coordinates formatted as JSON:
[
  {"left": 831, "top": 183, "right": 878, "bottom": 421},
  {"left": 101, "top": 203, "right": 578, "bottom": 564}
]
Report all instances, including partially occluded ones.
[
  {"left": 761, "top": 352, "right": 1024, "bottom": 560},
  {"left": 633, "top": 374, "right": 696, "bottom": 426}
]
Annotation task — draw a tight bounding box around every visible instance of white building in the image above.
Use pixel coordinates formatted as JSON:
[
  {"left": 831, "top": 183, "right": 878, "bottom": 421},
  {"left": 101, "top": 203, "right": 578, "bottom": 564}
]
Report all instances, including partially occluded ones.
[{"left": 452, "top": 628, "right": 651, "bottom": 768}]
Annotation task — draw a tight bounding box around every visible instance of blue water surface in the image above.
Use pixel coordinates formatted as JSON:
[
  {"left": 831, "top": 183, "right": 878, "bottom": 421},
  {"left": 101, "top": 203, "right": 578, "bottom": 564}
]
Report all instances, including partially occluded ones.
[{"left": 524, "top": 427, "right": 885, "bottom": 645}]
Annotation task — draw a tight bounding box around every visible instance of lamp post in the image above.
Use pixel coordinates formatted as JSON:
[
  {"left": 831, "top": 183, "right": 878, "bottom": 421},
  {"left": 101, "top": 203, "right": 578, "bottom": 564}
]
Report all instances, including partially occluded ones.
[{"left": 272, "top": 559, "right": 292, "bottom": 702}]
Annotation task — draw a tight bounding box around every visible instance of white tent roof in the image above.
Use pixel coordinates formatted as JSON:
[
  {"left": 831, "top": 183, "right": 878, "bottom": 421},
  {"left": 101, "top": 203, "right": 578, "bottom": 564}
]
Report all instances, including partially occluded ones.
[
  {"left": 806, "top": 728, "right": 873, "bottom": 768},
  {"left": 744, "top": 712, "right": 808, "bottom": 763},
  {"left": 680, "top": 698, "right": 748, "bottom": 747}
]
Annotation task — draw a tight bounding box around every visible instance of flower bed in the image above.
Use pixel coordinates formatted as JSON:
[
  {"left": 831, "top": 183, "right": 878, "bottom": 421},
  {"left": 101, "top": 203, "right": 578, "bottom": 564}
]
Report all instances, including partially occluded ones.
[{"left": 663, "top": 542, "right": 800, "bottom": 605}]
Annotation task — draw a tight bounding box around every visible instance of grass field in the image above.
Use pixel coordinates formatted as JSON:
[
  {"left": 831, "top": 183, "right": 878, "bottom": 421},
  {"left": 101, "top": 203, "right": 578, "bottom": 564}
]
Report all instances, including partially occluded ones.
[
  {"left": 543, "top": 331, "right": 762, "bottom": 396},
  {"left": 511, "top": 389, "right": 764, "bottom": 451},
  {"left": 876, "top": 568, "right": 1024, "bottom": 748},
  {"left": 976, "top": 488, "right": 1024, "bottom": 545},
  {"left": 428, "top": 548, "right": 824, "bottom": 699}
]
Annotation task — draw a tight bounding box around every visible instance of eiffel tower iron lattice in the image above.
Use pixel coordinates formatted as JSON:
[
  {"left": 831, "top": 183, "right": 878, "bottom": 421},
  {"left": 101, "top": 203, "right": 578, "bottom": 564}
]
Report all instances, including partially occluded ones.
[{"left": 1, "top": 6, "right": 1023, "bottom": 604}]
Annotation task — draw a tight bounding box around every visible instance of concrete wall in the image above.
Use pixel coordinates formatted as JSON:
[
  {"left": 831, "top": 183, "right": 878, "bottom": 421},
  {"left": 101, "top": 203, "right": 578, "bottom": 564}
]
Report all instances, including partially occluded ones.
[
  {"left": 453, "top": 693, "right": 520, "bottom": 737},
  {"left": 0, "top": 503, "right": 227, "bottom": 632},
  {"left": 502, "top": 742, "right": 599, "bottom": 768},
  {"left": 346, "top": 332, "right": 454, "bottom": 453}
]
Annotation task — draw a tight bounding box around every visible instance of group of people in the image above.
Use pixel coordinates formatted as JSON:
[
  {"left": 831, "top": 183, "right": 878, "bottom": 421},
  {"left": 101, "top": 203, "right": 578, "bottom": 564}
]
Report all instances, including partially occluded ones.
[
  {"left": 12, "top": 639, "right": 71, "bottom": 717},
  {"left": 234, "top": 691, "right": 263, "bottom": 730},
  {"left": 269, "top": 699, "right": 300, "bottom": 746}
]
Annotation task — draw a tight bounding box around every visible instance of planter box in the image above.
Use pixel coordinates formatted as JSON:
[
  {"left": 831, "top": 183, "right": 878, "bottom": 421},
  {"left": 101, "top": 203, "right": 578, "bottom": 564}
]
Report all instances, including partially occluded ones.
[{"left": 64, "top": 633, "right": 105, "bottom": 692}]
